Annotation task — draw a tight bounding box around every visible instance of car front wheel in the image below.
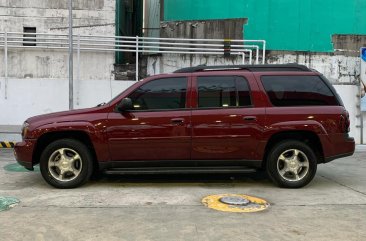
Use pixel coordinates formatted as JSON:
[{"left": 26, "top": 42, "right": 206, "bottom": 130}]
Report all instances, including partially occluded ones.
[
  {"left": 266, "top": 140, "right": 317, "bottom": 188},
  {"left": 40, "top": 139, "right": 93, "bottom": 189}
]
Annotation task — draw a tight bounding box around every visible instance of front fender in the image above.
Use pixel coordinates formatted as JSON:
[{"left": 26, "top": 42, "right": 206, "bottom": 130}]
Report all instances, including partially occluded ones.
[
  {"left": 30, "top": 121, "right": 98, "bottom": 138},
  {"left": 30, "top": 121, "right": 109, "bottom": 162}
]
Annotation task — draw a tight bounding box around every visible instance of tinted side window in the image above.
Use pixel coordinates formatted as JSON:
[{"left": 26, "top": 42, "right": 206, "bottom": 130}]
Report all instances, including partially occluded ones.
[
  {"left": 128, "top": 77, "right": 187, "bottom": 110},
  {"left": 261, "top": 75, "right": 339, "bottom": 106},
  {"left": 197, "top": 76, "right": 251, "bottom": 108}
]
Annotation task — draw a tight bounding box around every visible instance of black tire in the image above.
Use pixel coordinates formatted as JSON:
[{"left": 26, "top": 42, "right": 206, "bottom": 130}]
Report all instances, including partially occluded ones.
[
  {"left": 266, "top": 140, "right": 317, "bottom": 188},
  {"left": 40, "top": 139, "right": 94, "bottom": 189}
]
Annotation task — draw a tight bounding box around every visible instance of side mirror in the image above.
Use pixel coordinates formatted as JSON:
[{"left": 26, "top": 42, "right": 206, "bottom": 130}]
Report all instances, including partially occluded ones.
[{"left": 117, "top": 98, "right": 133, "bottom": 112}]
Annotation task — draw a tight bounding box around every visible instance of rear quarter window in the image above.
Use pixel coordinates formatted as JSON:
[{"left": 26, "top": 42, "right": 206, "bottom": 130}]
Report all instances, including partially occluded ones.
[{"left": 261, "top": 75, "right": 340, "bottom": 107}]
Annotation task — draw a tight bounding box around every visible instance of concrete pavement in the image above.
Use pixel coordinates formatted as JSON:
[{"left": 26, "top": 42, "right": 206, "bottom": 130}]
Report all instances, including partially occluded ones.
[{"left": 0, "top": 149, "right": 365, "bottom": 241}]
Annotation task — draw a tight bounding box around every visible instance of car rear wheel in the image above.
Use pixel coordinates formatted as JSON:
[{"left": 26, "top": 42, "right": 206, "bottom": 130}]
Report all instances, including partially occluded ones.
[
  {"left": 266, "top": 140, "right": 317, "bottom": 188},
  {"left": 40, "top": 139, "right": 93, "bottom": 189}
]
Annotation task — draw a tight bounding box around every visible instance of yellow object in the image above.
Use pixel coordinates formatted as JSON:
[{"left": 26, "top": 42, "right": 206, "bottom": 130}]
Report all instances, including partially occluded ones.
[
  {"left": 202, "top": 194, "right": 269, "bottom": 213},
  {"left": 0, "top": 142, "right": 16, "bottom": 148}
]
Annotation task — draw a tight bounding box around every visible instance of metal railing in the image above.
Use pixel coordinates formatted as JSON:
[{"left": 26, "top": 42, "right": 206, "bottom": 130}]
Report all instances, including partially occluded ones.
[{"left": 0, "top": 31, "right": 266, "bottom": 87}]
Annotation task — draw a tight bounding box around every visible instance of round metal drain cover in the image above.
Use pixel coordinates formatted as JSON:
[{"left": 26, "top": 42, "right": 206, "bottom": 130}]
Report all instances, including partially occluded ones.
[
  {"left": 219, "top": 196, "right": 250, "bottom": 205},
  {"left": 202, "top": 194, "right": 269, "bottom": 213},
  {"left": 0, "top": 196, "right": 20, "bottom": 212}
]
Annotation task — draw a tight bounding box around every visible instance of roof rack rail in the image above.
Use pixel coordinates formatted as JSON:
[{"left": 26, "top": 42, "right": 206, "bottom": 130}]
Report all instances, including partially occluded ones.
[{"left": 173, "top": 64, "right": 311, "bottom": 73}]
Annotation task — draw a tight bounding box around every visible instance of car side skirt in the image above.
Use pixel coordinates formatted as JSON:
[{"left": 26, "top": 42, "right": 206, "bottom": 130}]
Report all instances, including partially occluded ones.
[{"left": 99, "top": 159, "right": 263, "bottom": 171}]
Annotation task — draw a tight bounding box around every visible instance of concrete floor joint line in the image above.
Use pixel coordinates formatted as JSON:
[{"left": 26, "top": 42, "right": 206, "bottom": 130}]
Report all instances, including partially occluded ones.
[
  {"left": 18, "top": 204, "right": 204, "bottom": 209},
  {"left": 275, "top": 203, "right": 366, "bottom": 207},
  {"left": 319, "top": 174, "right": 366, "bottom": 197}
]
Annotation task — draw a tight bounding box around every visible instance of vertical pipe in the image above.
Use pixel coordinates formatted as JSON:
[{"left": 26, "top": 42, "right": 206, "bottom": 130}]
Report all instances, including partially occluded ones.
[
  {"left": 255, "top": 46, "right": 259, "bottom": 64},
  {"left": 136, "top": 35, "right": 139, "bottom": 81},
  {"left": 360, "top": 96, "right": 363, "bottom": 144},
  {"left": 249, "top": 50, "right": 252, "bottom": 64},
  {"left": 262, "top": 41, "right": 266, "bottom": 64},
  {"left": 4, "top": 31, "right": 8, "bottom": 99},
  {"left": 76, "top": 34, "right": 80, "bottom": 106},
  {"left": 241, "top": 52, "right": 245, "bottom": 64},
  {"left": 360, "top": 47, "right": 365, "bottom": 144},
  {"left": 115, "top": 0, "right": 122, "bottom": 64},
  {"left": 68, "top": 0, "right": 74, "bottom": 110},
  {"left": 160, "top": 0, "right": 164, "bottom": 21}
]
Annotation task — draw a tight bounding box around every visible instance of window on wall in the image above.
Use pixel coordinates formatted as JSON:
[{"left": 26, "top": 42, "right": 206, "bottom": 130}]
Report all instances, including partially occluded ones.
[
  {"left": 128, "top": 77, "right": 187, "bottom": 110},
  {"left": 261, "top": 75, "right": 340, "bottom": 106},
  {"left": 197, "top": 76, "right": 251, "bottom": 108},
  {"left": 23, "top": 27, "right": 36, "bottom": 46}
]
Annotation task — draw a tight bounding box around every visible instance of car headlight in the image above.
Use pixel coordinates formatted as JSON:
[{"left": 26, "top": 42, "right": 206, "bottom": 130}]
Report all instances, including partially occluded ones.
[{"left": 21, "top": 122, "right": 29, "bottom": 139}]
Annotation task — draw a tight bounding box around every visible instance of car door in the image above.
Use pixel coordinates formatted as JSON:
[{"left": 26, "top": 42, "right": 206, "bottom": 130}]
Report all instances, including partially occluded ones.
[
  {"left": 106, "top": 76, "right": 191, "bottom": 161},
  {"left": 191, "top": 73, "right": 265, "bottom": 160}
]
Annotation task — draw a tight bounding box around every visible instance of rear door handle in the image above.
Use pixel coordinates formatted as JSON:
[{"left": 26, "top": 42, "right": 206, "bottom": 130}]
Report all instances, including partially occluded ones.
[
  {"left": 243, "top": 116, "right": 257, "bottom": 121},
  {"left": 171, "top": 118, "right": 185, "bottom": 125}
]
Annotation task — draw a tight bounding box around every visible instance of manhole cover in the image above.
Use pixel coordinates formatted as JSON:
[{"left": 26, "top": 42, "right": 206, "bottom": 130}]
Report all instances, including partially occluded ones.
[
  {"left": 202, "top": 194, "right": 269, "bottom": 213},
  {"left": 4, "top": 163, "right": 39, "bottom": 172},
  {"left": 219, "top": 196, "right": 250, "bottom": 205},
  {"left": 0, "top": 196, "right": 20, "bottom": 212}
]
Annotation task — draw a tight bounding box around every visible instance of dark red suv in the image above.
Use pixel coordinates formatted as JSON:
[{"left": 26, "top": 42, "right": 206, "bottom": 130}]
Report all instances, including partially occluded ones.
[{"left": 14, "top": 64, "right": 355, "bottom": 188}]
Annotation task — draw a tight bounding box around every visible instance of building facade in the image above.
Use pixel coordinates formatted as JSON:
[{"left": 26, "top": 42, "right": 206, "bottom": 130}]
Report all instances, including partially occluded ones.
[
  {"left": 1, "top": 0, "right": 366, "bottom": 143},
  {"left": 160, "top": 0, "right": 366, "bottom": 144},
  {"left": 0, "top": 0, "right": 133, "bottom": 129}
]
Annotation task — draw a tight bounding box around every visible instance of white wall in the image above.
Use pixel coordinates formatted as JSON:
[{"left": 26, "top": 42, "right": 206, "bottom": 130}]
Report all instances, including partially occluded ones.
[
  {"left": 0, "top": 78, "right": 135, "bottom": 125},
  {"left": 146, "top": 53, "right": 360, "bottom": 84},
  {"left": 334, "top": 85, "right": 361, "bottom": 143},
  {"left": 0, "top": 0, "right": 116, "bottom": 80},
  {"left": 0, "top": 0, "right": 115, "bottom": 34},
  {"left": 0, "top": 50, "right": 115, "bottom": 80},
  {"left": 0, "top": 0, "right": 124, "bottom": 126},
  {"left": 146, "top": 54, "right": 248, "bottom": 76}
]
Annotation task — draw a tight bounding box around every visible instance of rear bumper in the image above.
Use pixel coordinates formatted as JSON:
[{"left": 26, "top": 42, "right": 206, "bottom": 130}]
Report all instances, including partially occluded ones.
[
  {"left": 322, "top": 135, "right": 355, "bottom": 163},
  {"left": 13, "top": 139, "right": 36, "bottom": 170}
]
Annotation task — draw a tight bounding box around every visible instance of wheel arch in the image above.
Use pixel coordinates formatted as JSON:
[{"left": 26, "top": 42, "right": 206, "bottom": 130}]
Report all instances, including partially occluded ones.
[
  {"left": 33, "top": 131, "right": 98, "bottom": 171},
  {"left": 262, "top": 130, "right": 324, "bottom": 169}
]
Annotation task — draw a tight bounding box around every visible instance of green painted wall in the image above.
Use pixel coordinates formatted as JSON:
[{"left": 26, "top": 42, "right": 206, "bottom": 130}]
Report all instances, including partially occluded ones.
[{"left": 164, "top": 0, "right": 366, "bottom": 52}]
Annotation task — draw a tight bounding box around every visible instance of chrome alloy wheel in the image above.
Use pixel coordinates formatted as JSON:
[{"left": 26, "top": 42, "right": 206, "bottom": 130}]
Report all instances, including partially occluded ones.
[
  {"left": 277, "top": 149, "right": 310, "bottom": 182},
  {"left": 48, "top": 148, "right": 83, "bottom": 182}
]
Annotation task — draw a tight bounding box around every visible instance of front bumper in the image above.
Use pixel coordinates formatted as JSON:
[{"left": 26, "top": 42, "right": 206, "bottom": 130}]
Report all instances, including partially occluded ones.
[{"left": 14, "top": 139, "right": 37, "bottom": 171}]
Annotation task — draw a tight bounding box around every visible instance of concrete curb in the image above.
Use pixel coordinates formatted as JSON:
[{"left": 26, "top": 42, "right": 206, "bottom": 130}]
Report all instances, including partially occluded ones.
[{"left": 0, "top": 142, "right": 16, "bottom": 148}]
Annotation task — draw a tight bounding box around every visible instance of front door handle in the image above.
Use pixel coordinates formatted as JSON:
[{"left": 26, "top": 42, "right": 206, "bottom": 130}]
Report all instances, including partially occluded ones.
[
  {"left": 243, "top": 116, "right": 257, "bottom": 121},
  {"left": 171, "top": 118, "right": 185, "bottom": 125}
]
